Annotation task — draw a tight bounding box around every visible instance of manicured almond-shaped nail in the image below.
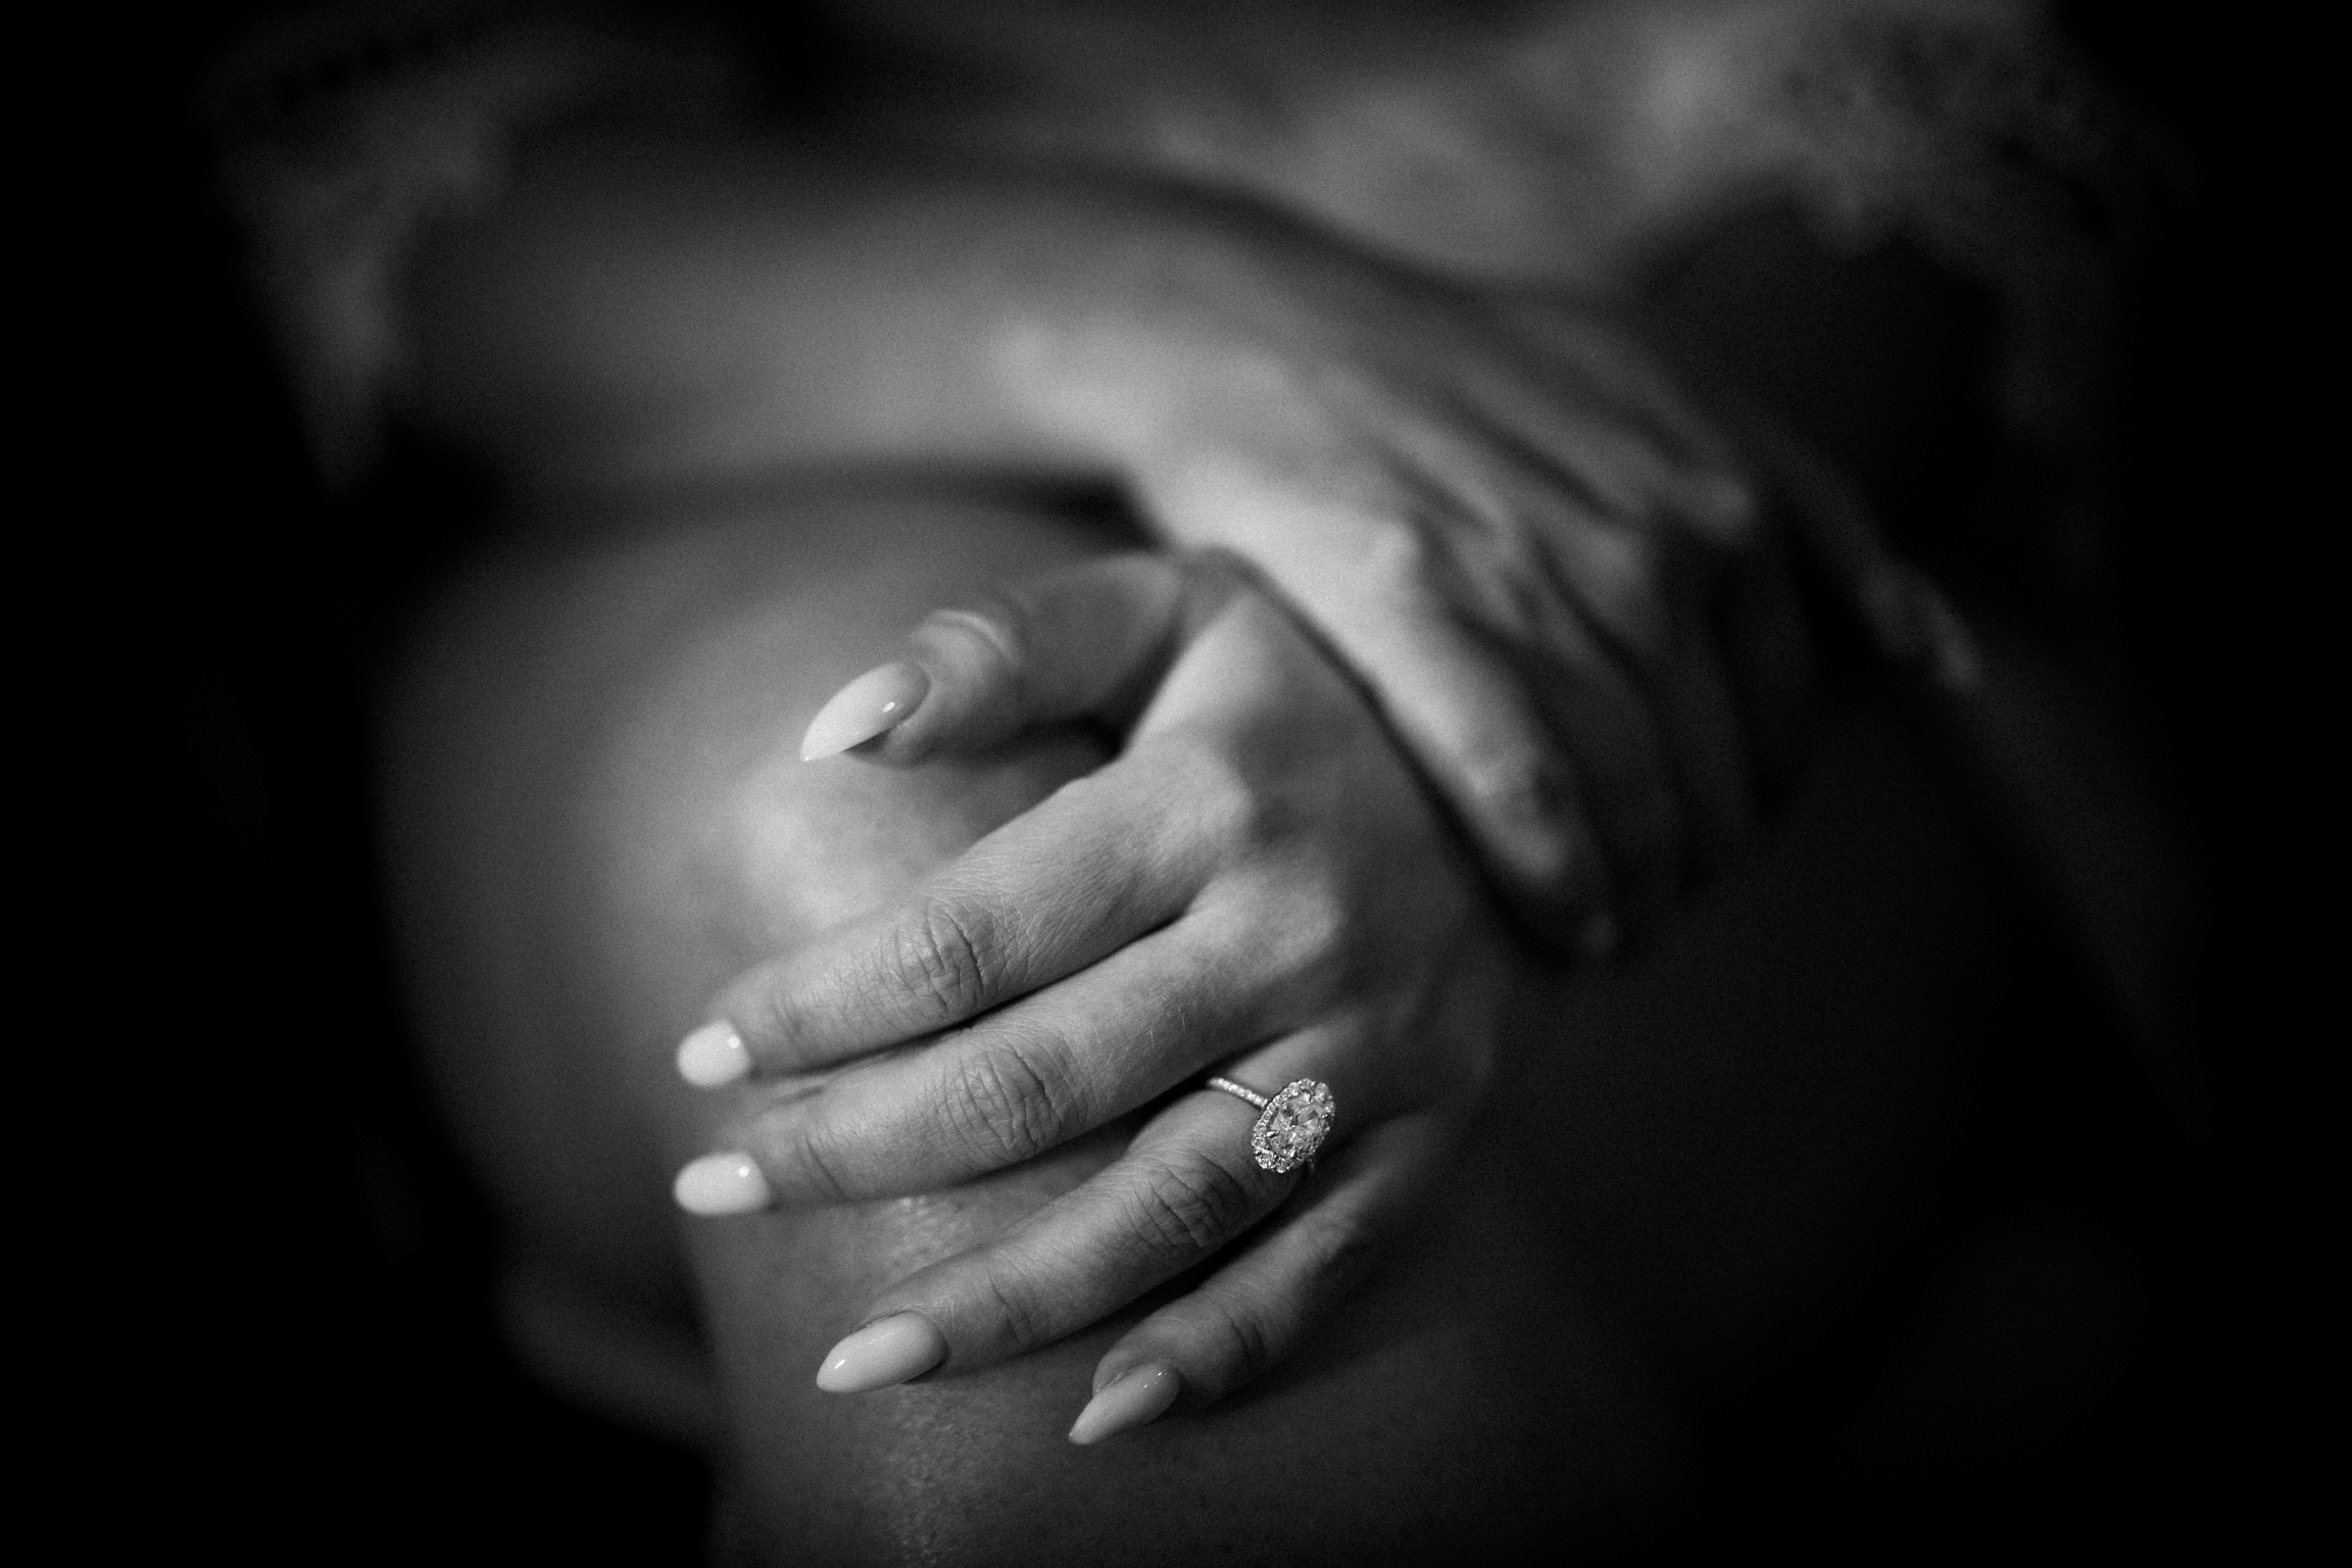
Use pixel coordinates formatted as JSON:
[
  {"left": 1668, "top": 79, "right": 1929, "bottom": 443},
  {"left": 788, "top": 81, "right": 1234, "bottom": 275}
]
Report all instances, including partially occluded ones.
[
  {"left": 1068, "top": 1363, "right": 1181, "bottom": 1446},
  {"left": 673, "top": 1152, "right": 770, "bottom": 1215},
  {"left": 815, "top": 1312, "right": 946, "bottom": 1394},
  {"left": 801, "top": 661, "right": 930, "bottom": 761},
  {"left": 675, "top": 1020, "right": 749, "bottom": 1087}
]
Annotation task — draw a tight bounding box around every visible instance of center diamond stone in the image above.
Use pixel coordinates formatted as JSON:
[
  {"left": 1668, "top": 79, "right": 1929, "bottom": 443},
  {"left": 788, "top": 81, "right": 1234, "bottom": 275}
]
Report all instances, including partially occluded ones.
[{"left": 1250, "top": 1079, "right": 1337, "bottom": 1173}]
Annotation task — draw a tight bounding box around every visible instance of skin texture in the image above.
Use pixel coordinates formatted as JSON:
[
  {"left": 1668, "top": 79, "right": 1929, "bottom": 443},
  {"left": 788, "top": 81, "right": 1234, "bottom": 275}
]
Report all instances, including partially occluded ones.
[
  {"left": 384, "top": 140, "right": 1983, "bottom": 1419},
  {"left": 406, "top": 133, "right": 1864, "bottom": 954},
  {"left": 184, "top": 0, "right": 2199, "bottom": 1550},
  {"left": 342, "top": 11, "right": 2125, "bottom": 1549},
  {"left": 308, "top": 0, "right": 2043, "bottom": 1437},
  {"left": 382, "top": 488, "right": 2014, "bottom": 1560},
  {"left": 691, "top": 551, "right": 1513, "bottom": 1409}
]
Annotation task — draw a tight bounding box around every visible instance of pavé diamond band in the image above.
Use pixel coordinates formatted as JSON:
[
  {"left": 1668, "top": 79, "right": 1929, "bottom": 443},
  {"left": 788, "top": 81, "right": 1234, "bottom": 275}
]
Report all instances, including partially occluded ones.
[{"left": 1205, "top": 1075, "right": 1337, "bottom": 1174}]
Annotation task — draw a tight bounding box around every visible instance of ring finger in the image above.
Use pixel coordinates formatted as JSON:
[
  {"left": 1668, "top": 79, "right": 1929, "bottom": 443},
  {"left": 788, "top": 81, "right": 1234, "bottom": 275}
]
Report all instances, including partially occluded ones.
[{"left": 806, "top": 1026, "right": 1381, "bottom": 1388}]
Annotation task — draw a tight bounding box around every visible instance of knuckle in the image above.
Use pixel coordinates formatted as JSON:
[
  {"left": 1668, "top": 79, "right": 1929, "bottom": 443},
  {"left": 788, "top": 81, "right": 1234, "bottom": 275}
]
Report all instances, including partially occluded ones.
[
  {"left": 1357, "top": 522, "right": 1444, "bottom": 610},
  {"left": 1608, "top": 528, "right": 1665, "bottom": 586},
  {"left": 1284, "top": 877, "right": 1352, "bottom": 970},
  {"left": 941, "top": 1034, "right": 1074, "bottom": 1167},
  {"left": 1192, "top": 1292, "right": 1282, "bottom": 1385},
  {"left": 1459, "top": 1027, "right": 1504, "bottom": 1102},
  {"left": 745, "top": 976, "right": 805, "bottom": 1051},
  {"left": 971, "top": 1258, "right": 1054, "bottom": 1351},
  {"left": 1462, "top": 746, "right": 1569, "bottom": 833},
  {"left": 921, "top": 599, "right": 1028, "bottom": 676},
  {"left": 1128, "top": 1150, "right": 1258, "bottom": 1258},
  {"left": 1583, "top": 532, "right": 1671, "bottom": 647},
  {"left": 889, "top": 899, "right": 997, "bottom": 1019},
  {"left": 1461, "top": 750, "right": 1597, "bottom": 892},
  {"left": 1249, "top": 871, "right": 1351, "bottom": 986},
  {"left": 1184, "top": 748, "right": 1281, "bottom": 850},
  {"left": 1299, "top": 1216, "right": 1377, "bottom": 1297},
  {"left": 1692, "top": 473, "right": 1763, "bottom": 545},
  {"left": 1307, "top": 1212, "right": 1373, "bottom": 1288},
  {"left": 771, "top": 1122, "right": 856, "bottom": 1205}
]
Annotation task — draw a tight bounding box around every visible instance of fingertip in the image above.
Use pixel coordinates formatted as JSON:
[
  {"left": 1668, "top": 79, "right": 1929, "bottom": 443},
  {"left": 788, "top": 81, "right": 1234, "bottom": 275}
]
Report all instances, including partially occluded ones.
[
  {"left": 802, "top": 661, "right": 930, "bottom": 761},
  {"left": 1068, "top": 1362, "right": 1182, "bottom": 1446},
  {"left": 673, "top": 1152, "right": 772, "bottom": 1215},
  {"left": 815, "top": 1312, "right": 948, "bottom": 1394},
  {"left": 675, "top": 1020, "right": 749, "bottom": 1087}
]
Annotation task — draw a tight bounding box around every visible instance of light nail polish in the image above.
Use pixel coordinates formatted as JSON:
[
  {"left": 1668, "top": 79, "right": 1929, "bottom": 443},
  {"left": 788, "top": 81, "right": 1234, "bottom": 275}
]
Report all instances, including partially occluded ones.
[
  {"left": 1067, "top": 1363, "right": 1182, "bottom": 1446},
  {"left": 676, "top": 1020, "right": 750, "bottom": 1087},
  {"left": 673, "top": 1152, "right": 771, "bottom": 1215},
  {"left": 801, "top": 662, "right": 930, "bottom": 761},
  {"left": 815, "top": 1312, "right": 947, "bottom": 1393}
]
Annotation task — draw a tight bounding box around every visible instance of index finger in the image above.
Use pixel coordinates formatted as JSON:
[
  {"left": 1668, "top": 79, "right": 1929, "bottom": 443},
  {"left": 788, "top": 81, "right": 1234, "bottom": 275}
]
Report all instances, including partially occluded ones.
[
  {"left": 704, "top": 760, "right": 1208, "bottom": 1077},
  {"left": 799, "top": 553, "right": 1207, "bottom": 765}
]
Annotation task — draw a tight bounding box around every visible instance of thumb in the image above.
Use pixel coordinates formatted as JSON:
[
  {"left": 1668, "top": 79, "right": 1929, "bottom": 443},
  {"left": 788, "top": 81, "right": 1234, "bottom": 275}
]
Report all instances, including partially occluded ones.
[{"left": 799, "top": 552, "right": 1210, "bottom": 764}]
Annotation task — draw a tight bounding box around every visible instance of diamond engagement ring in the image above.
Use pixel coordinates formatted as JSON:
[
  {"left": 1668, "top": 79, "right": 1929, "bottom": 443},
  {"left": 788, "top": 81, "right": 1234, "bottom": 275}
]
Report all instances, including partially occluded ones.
[{"left": 1205, "top": 1076, "right": 1337, "bottom": 1173}]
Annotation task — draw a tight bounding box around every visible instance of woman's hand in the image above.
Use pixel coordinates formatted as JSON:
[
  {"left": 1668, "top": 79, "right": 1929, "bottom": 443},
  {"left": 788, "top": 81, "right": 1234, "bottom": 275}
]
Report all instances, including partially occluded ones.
[
  {"left": 671, "top": 552, "right": 1509, "bottom": 1441},
  {"left": 407, "top": 138, "right": 1945, "bottom": 945},
  {"left": 1005, "top": 237, "right": 1829, "bottom": 951}
]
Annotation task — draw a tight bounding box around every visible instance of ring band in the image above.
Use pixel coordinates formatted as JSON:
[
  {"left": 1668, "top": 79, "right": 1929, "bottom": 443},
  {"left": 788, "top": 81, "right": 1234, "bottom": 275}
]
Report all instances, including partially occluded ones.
[
  {"left": 1206, "top": 1075, "right": 1337, "bottom": 1174},
  {"left": 1204, "top": 1075, "right": 1268, "bottom": 1110}
]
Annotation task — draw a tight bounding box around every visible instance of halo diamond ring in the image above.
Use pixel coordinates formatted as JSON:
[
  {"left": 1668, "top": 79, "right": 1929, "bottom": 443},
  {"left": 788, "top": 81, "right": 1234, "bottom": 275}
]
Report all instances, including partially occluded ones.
[{"left": 1205, "top": 1075, "right": 1337, "bottom": 1173}]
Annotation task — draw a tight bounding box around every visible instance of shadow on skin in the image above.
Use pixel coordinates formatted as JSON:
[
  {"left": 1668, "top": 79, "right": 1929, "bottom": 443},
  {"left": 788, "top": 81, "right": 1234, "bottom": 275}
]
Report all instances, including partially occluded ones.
[{"left": 381, "top": 486, "right": 2010, "bottom": 1562}]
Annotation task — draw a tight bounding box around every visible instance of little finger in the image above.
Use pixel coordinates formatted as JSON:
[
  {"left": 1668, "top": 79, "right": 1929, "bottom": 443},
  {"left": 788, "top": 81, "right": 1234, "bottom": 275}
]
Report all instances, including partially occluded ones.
[
  {"left": 808, "top": 1031, "right": 1376, "bottom": 1389},
  {"left": 1067, "top": 1111, "right": 1451, "bottom": 1444}
]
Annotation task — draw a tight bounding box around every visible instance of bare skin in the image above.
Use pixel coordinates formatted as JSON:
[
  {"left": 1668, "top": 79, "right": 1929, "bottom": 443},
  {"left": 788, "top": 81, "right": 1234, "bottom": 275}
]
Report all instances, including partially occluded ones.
[
  {"left": 382, "top": 485, "right": 2011, "bottom": 1560},
  {"left": 343, "top": 8, "right": 2124, "bottom": 1551}
]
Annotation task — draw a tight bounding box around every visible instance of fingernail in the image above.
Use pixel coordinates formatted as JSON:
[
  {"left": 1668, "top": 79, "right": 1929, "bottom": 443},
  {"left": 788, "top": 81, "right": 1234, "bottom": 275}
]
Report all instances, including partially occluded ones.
[
  {"left": 675, "top": 1020, "right": 749, "bottom": 1087},
  {"left": 672, "top": 1152, "right": 771, "bottom": 1215},
  {"left": 815, "top": 1312, "right": 947, "bottom": 1393},
  {"left": 1068, "top": 1363, "right": 1182, "bottom": 1446},
  {"left": 801, "top": 662, "right": 929, "bottom": 760}
]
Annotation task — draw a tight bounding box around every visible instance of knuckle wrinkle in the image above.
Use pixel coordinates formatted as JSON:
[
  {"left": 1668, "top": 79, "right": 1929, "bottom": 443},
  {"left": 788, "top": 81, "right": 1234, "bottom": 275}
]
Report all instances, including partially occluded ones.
[
  {"left": 944, "top": 1038, "right": 1068, "bottom": 1166},
  {"left": 893, "top": 902, "right": 995, "bottom": 1019},
  {"left": 1131, "top": 1152, "right": 1254, "bottom": 1257},
  {"left": 780, "top": 1125, "right": 856, "bottom": 1205}
]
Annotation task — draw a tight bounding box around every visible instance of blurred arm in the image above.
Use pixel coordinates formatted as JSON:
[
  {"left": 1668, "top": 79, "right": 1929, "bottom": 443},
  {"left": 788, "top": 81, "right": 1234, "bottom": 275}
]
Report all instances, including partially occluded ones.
[{"left": 397, "top": 130, "right": 1300, "bottom": 490}]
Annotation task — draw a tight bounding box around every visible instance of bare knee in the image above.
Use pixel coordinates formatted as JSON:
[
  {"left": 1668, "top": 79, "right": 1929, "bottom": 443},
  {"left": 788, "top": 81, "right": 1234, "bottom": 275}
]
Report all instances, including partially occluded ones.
[
  {"left": 376, "top": 490, "right": 1124, "bottom": 1351},
  {"left": 694, "top": 1132, "right": 1684, "bottom": 1566}
]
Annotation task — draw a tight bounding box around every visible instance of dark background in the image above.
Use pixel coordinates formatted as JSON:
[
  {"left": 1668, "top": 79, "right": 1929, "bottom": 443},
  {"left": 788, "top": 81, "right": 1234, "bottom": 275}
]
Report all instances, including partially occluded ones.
[{"left": 53, "top": 3, "right": 2304, "bottom": 1558}]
